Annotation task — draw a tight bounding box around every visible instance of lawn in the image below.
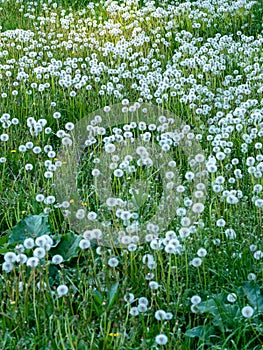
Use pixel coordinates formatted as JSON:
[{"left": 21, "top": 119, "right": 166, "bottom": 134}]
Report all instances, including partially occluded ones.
[{"left": 0, "top": 0, "right": 263, "bottom": 348}]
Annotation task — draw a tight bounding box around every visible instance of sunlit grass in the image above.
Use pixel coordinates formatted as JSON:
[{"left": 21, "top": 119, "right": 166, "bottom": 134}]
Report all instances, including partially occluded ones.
[{"left": 0, "top": 0, "right": 263, "bottom": 348}]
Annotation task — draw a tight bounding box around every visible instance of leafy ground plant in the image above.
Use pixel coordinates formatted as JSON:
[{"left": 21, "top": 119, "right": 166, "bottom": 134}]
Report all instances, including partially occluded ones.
[{"left": 0, "top": 0, "right": 263, "bottom": 349}]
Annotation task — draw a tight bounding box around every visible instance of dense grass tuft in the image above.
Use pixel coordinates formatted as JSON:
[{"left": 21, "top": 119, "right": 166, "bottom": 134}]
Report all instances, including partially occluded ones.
[{"left": 0, "top": 0, "right": 263, "bottom": 348}]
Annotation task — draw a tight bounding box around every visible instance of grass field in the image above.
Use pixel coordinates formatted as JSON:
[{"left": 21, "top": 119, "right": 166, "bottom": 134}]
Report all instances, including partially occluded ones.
[{"left": 0, "top": 0, "right": 263, "bottom": 348}]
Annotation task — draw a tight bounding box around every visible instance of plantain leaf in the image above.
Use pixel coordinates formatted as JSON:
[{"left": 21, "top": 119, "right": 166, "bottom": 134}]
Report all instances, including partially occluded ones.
[
  {"left": 107, "top": 282, "right": 119, "bottom": 310},
  {"left": 185, "top": 325, "right": 215, "bottom": 344},
  {"left": 242, "top": 281, "right": 263, "bottom": 312},
  {"left": 93, "top": 289, "right": 103, "bottom": 305},
  {"left": 51, "top": 231, "right": 81, "bottom": 261},
  {"left": 8, "top": 214, "right": 50, "bottom": 244}
]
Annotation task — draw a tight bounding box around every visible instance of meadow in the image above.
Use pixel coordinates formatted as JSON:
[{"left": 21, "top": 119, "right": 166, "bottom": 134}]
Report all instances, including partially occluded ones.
[{"left": 0, "top": 0, "right": 263, "bottom": 348}]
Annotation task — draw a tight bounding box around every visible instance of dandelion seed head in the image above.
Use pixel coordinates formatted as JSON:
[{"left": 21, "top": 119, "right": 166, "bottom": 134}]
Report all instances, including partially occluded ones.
[
  {"left": 191, "top": 257, "right": 202, "bottom": 267},
  {"left": 227, "top": 293, "right": 237, "bottom": 303},
  {"left": 52, "top": 254, "right": 64, "bottom": 264},
  {"left": 149, "top": 281, "right": 159, "bottom": 290},
  {"left": 4, "top": 252, "right": 17, "bottom": 263},
  {"left": 33, "top": 247, "right": 46, "bottom": 259},
  {"left": 2, "top": 261, "right": 13, "bottom": 273},
  {"left": 24, "top": 238, "right": 35, "bottom": 249},
  {"left": 124, "top": 293, "right": 135, "bottom": 303},
  {"left": 191, "top": 295, "right": 202, "bottom": 305},
  {"left": 155, "top": 334, "right": 168, "bottom": 345},
  {"left": 108, "top": 257, "right": 119, "bottom": 268},
  {"left": 79, "top": 239, "right": 91, "bottom": 250},
  {"left": 129, "top": 307, "right": 139, "bottom": 316},
  {"left": 155, "top": 309, "right": 166, "bottom": 320},
  {"left": 57, "top": 284, "right": 69, "bottom": 297},
  {"left": 26, "top": 257, "right": 39, "bottom": 268},
  {"left": 241, "top": 305, "right": 254, "bottom": 318}
]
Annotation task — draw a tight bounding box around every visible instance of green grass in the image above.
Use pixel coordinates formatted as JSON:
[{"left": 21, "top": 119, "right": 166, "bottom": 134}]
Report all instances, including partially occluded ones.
[{"left": 0, "top": 0, "right": 263, "bottom": 348}]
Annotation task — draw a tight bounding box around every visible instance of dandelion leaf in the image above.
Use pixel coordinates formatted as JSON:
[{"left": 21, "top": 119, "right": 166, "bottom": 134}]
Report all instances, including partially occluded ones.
[
  {"left": 107, "top": 282, "right": 119, "bottom": 310},
  {"left": 185, "top": 325, "right": 215, "bottom": 344},
  {"left": 52, "top": 230, "right": 81, "bottom": 261},
  {"left": 8, "top": 214, "right": 50, "bottom": 244},
  {"left": 242, "top": 281, "right": 263, "bottom": 312}
]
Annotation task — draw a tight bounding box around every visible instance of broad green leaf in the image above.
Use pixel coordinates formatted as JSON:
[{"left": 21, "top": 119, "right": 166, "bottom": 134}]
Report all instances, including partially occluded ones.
[
  {"left": 222, "top": 304, "right": 239, "bottom": 329},
  {"left": 49, "top": 232, "right": 62, "bottom": 247},
  {"left": 93, "top": 289, "right": 103, "bottom": 305},
  {"left": 8, "top": 214, "right": 50, "bottom": 244},
  {"left": 107, "top": 282, "right": 119, "bottom": 310},
  {"left": 185, "top": 325, "right": 215, "bottom": 344},
  {"left": 51, "top": 231, "right": 81, "bottom": 261},
  {"left": 92, "top": 289, "right": 104, "bottom": 316},
  {"left": 242, "top": 281, "right": 263, "bottom": 312},
  {"left": 0, "top": 234, "right": 8, "bottom": 246},
  {"left": 197, "top": 298, "right": 220, "bottom": 316},
  {"left": 196, "top": 298, "right": 224, "bottom": 330}
]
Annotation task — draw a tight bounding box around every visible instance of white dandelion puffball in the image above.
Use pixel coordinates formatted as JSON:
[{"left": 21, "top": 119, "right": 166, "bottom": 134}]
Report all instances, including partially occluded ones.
[
  {"left": 191, "top": 257, "right": 202, "bottom": 267},
  {"left": 52, "top": 254, "right": 64, "bottom": 264},
  {"left": 26, "top": 257, "right": 39, "bottom": 268},
  {"left": 2, "top": 262, "right": 13, "bottom": 273},
  {"left": 191, "top": 295, "right": 202, "bottom": 305},
  {"left": 129, "top": 307, "right": 139, "bottom": 316},
  {"left": 227, "top": 293, "right": 237, "bottom": 303},
  {"left": 241, "top": 306, "right": 254, "bottom": 318},
  {"left": 4, "top": 252, "right": 17, "bottom": 263},
  {"left": 24, "top": 238, "right": 35, "bottom": 249},
  {"left": 108, "top": 257, "right": 119, "bottom": 268},
  {"left": 57, "top": 284, "right": 69, "bottom": 297},
  {"left": 155, "top": 334, "right": 168, "bottom": 345},
  {"left": 79, "top": 239, "right": 91, "bottom": 250}
]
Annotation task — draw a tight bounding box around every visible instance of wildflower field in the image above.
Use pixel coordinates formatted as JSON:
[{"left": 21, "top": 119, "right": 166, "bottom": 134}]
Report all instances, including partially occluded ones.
[{"left": 0, "top": 0, "right": 263, "bottom": 348}]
